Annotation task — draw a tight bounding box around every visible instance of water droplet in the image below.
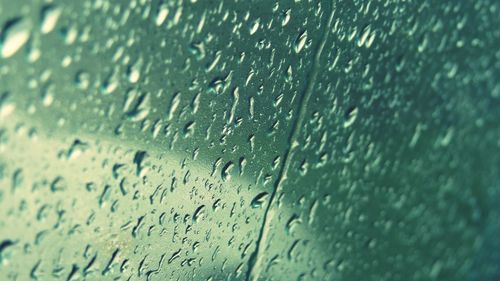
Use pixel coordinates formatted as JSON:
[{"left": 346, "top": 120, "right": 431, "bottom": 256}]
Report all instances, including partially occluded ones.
[
  {"left": 193, "top": 205, "right": 206, "bottom": 223},
  {"left": 251, "top": 192, "right": 269, "bottom": 208},
  {"left": 294, "top": 30, "right": 307, "bottom": 53},
  {"left": 249, "top": 19, "right": 260, "bottom": 35},
  {"left": 343, "top": 106, "right": 358, "bottom": 128},
  {"left": 1, "top": 18, "right": 31, "bottom": 58},
  {"left": 40, "top": 5, "right": 62, "bottom": 34},
  {"left": 155, "top": 4, "right": 169, "bottom": 26},
  {"left": 221, "top": 161, "right": 234, "bottom": 182}
]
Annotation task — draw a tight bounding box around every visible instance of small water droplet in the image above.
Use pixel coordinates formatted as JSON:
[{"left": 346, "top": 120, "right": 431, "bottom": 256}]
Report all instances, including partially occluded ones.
[
  {"left": 294, "top": 30, "right": 307, "bottom": 53},
  {"left": 155, "top": 4, "right": 169, "bottom": 26},
  {"left": 343, "top": 106, "right": 358, "bottom": 128},
  {"left": 193, "top": 205, "right": 206, "bottom": 223},
  {"left": 40, "top": 5, "right": 62, "bottom": 34},
  {"left": 251, "top": 192, "right": 269, "bottom": 208},
  {"left": 221, "top": 161, "right": 234, "bottom": 182}
]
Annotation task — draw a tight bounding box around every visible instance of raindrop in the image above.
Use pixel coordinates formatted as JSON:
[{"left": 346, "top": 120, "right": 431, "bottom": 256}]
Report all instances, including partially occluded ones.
[
  {"left": 1, "top": 17, "right": 31, "bottom": 58},
  {"left": 294, "top": 30, "right": 307, "bottom": 53},
  {"left": 343, "top": 106, "right": 358, "bottom": 128},
  {"left": 40, "top": 5, "right": 62, "bottom": 34}
]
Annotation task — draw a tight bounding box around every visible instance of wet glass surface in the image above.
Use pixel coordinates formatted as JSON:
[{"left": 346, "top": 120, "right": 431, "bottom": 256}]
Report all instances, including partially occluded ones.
[{"left": 0, "top": 1, "right": 499, "bottom": 280}]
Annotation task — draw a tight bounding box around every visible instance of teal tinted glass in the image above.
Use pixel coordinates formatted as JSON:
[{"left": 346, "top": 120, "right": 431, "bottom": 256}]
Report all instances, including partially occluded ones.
[{"left": 0, "top": 1, "right": 499, "bottom": 280}]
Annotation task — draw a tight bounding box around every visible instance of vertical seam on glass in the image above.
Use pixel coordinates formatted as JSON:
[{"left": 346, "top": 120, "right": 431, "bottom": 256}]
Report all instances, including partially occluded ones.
[{"left": 246, "top": 3, "right": 336, "bottom": 280}]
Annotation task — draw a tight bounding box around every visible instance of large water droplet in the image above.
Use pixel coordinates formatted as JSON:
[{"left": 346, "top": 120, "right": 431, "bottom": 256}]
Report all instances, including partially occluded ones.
[{"left": 1, "top": 18, "right": 31, "bottom": 58}]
